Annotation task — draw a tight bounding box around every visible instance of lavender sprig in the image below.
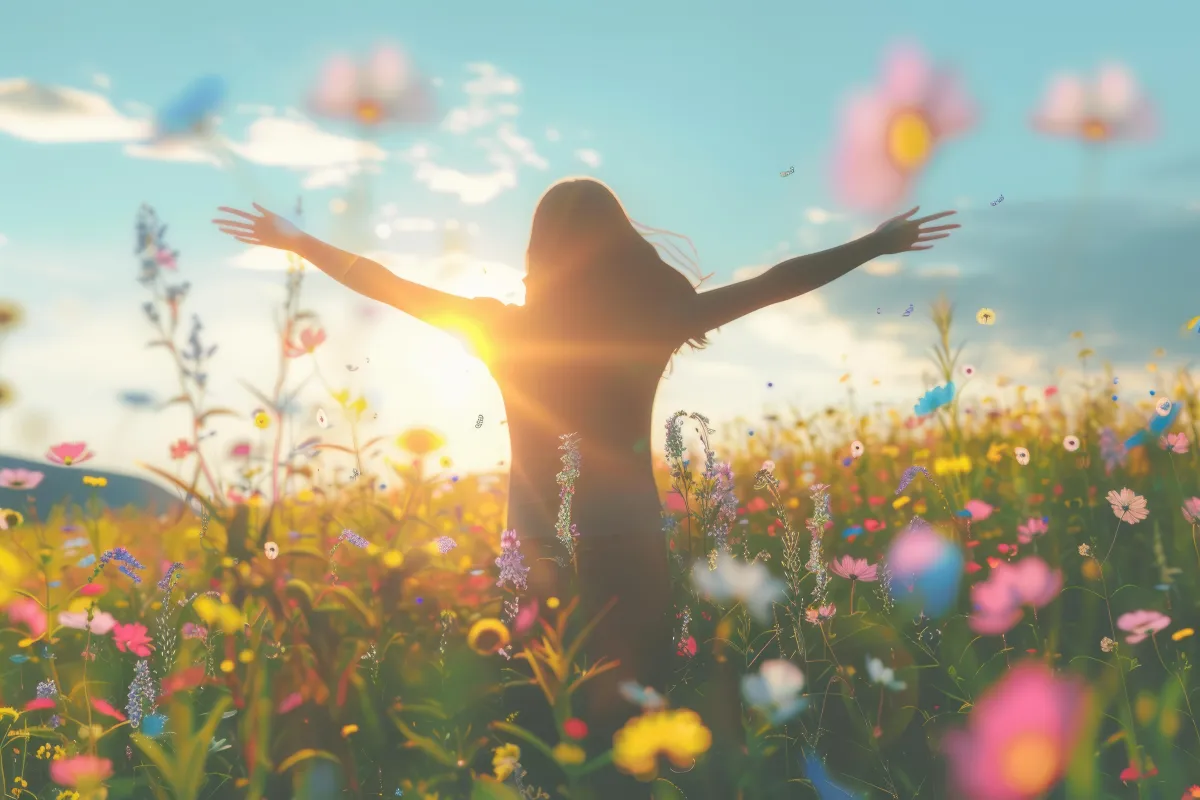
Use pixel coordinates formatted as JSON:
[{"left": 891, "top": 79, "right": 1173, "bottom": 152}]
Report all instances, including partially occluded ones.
[
  {"left": 496, "top": 529, "right": 530, "bottom": 592},
  {"left": 329, "top": 528, "right": 369, "bottom": 582},
  {"left": 896, "top": 466, "right": 930, "bottom": 496},
  {"left": 126, "top": 659, "right": 156, "bottom": 729},
  {"left": 157, "top": 562, "right": 184, "bottom": 593},
  {"left": 91, "top": 547, "right": 145, "bottom": 584},
  {"left": 806, "top": 483, "right": 833, "bottom": 607}
]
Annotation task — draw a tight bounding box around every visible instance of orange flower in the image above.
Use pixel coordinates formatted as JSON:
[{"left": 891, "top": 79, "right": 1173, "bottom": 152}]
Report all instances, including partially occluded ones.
[{"left": 397, "top": 427, "right": 445, "bottom": 457}]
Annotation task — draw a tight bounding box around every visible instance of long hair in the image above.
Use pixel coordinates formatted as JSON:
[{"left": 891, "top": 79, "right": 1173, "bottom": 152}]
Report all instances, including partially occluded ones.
[{"left": 524, "top": 178, "right": 709, "bottom": 350}]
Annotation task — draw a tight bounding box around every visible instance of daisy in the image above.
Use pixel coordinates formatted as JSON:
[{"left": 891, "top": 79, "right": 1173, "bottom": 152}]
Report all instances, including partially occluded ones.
[{"left": 1031, "top": 63, "right": 1155, "bottom": 144}]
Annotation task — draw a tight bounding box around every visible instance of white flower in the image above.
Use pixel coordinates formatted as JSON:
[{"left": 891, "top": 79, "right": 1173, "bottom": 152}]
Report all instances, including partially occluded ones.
[
  {"left": 1062, "top": 435, "right": 1080, "bottom": 452},
  {"left": 865, "top": 656, "right": 907, "bottom": 691},
  {"left": 692, "top": 554, "right": 785, "bottom": 622},
  {"left": 961, "top": 364, "right": 976, "bottom": 378},
  {"left": 1155, "top": 398, "right": 1173, "bottom": 417},
  {"left": 850, "top": 441, "right": 865, "bottom": 459},
  {"left": 741, "top": 659, "right": 807, "bottom": 724},
  {"left": 1014, "top": 446, "right": 1031, "bottom": 466}
]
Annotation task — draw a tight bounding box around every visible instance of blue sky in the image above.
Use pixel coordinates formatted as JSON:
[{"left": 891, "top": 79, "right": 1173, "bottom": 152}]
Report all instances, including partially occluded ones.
[{"left": 1, "top": 0, "right": 1198, "bottom": 482}]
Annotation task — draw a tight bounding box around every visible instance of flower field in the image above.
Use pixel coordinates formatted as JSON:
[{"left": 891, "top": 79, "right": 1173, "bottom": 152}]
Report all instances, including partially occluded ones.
[{"left": 2, "top": 238, "right": 1200, "bottom": 800}]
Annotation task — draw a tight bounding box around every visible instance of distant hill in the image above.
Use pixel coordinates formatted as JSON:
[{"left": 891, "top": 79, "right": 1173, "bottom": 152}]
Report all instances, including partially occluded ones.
[{"left": 0, "top": 454, "right": 182, "bottom": 517}]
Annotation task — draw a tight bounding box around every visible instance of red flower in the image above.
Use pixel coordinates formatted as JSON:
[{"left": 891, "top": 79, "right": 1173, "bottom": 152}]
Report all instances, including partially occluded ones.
[
  {"left": 24, "top": 697, "right": 56, "bottom": 711},
  {"left": 90, "top": 697, "right": 126, "bottom": 721},
  {"left": 677, "top": 636, "right": 697, "bottom": 658},
  {"left": 563, "top": 717, "right": 588, "bottom": 739},
  {"left": 169, "top": 438, "right": 194, "bottom": 460},
  {"left": 80, "top": 583, "right": 105, "bottom": 597},
  {"left": 161, "top": 665, "right": 208, "bottom": 700}
]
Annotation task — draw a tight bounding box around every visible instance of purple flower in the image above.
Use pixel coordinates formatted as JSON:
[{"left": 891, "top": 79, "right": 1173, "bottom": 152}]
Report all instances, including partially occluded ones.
[
  {"left": 95, "top": 547, "right": 145, "bottom": 584},
  {"left": 156, "top": 562, "right": 184, "bottom": 592},
  {"left": 435, "top": 536, "right": 457, "bottom": 555},
  {"left": 495, "top": 529, "right": 529, "bottom": 591},
  {"left": 337, "top": 529, "right": 369, "bottom": 549},
  {"left": 126, "top": 659, "right": 156, "bottom": 729},
  {"left": 896, "top": 466, "right": 930, "bottom": 496}
]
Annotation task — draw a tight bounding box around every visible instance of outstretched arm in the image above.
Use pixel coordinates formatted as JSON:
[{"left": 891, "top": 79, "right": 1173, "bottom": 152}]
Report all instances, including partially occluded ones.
[
  {"left": 688, "top": 207, "right": 958, "bottom": 335},
  {"left": 213, "top": 204, "right": 508, "bottom": 331}
]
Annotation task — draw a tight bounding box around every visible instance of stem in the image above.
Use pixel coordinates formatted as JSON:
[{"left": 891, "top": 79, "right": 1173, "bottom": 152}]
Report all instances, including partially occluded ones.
[
  {"left": 1151, "top": 633, "right": 1200, "bottom": 749},
  {"left": 1102, "top": 519, "right": 1124, "bottom": 564}
]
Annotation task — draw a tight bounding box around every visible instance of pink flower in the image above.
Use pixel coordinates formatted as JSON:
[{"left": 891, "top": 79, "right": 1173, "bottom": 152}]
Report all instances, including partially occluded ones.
[
  {"left": 828, "top": 555, "right": 879, "bottom": 582},
  {"left": 965, "top": 499, "right": 994, "bottom": 521},
  {"left": 1160, "top": 432, "right": 1189, "bottom": 454},
  {"left": 832, "top": 43, "right": 976, "bottom": 211},
  {"left": 0, "top": 467, "right": 45, "bottom": 490},
  {"left": 79, "top": 582, "right": 105, "bottom": 597},
  {"left": 6, "top": 597, "right": 47, "bottom": 638},
  {"left": 112, "top": 622, "right": 155, "bottom": 657},
  {"left": 1107, "top": 488, "right": 1148, "bottom": 524},
  {"left": 90, "top": 697, "right": 126, "bottom": 721},
  {"left": 1031, "top": 63, "right": 1155, "bottom": 144},
  {"left": 664, "top": 491, "right": 687, "bottom": 513},
  {"left": 46, "top": 441, "right": 94, "bottom": 467},
  {"left": 969, "top": 557, "right": 1063, "bottom": 636},
  {"left": 1017, "top": 517, "right": 1049, "bottom": 545},
  {"left": 58, "top": 609, "right": 117, "bottom": 635},
  {"left": 283, "top": 326, "right": 327, "bottom": 358},
  {"left": 169, "top": 438, "right": 194, "bottom": 460},
  {"left": 181, "top": 622, "right": 208, "bottom": 640},
  {"left": 805, "top": 604, "right": 837, "bottom": 624},
  {"left": 50, "top": 754, "right": 114, "bottom": 788},
  {"left": 24, "top": 697, "right": 56, "bottom": 711},
  {"left": 1116, "top": 609, "right": 1171, "bottom": 644},
  {"left": 309, "top": 44, "right": 435, "bottom": 127},
  {"left": 278, "top": 692, "right": 304, "bottom": 714},
  {"left": 1183, "top": 497, "right": 1200, "bottom": 525},
  {"left": 943, "top": 661, "right": 1090, "bottom": 800}
]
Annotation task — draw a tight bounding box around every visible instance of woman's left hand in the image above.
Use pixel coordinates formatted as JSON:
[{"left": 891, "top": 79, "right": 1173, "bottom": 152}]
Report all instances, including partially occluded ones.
[{"left": 871, "top": 207, "right": 959, "bottom": 255}]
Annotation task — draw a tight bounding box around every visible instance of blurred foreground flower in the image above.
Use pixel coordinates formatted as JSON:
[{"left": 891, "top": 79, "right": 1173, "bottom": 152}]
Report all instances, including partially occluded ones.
[
  {"left": 742, "top": 659, "right": 807, "bottom": 724},
  {"left": 612, "top": 709, "right": 711, "bottom": 781},
  {"left": 886, "top": 519, "right": 963, "bottom": 618},
  {"left": 692, "top": 554, "right": 785, "bottom": 622},
  {"left": 396, "top": 427, "right": 445, "bottom": 457},
  {"left": 832, "top": 43, "right": 975, "bottom": 210},
  {"left": 1031, "top": 63, "right": 1155, "bottom": 143},
  {"left": 50, "top": 754, "right": 114, "bottom": 790},
  {"left": 154, "top": 75, "right": 227, "bottom": 141},
  {"left": 943, "top": 661, "right": 1090, "bottom": 800},
  {"left": 309, "top": 43, "right": 435, "bottom": 127},
  {"left": 969, "top": 557, "right": 1062, "bottom": 635}
]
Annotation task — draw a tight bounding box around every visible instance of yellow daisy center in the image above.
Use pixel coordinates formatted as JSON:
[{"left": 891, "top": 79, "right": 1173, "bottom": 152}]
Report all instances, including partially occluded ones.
[
  {"left": 356, "top": 100, "right": 382, "bottom": 124},
  {"left": 1000, "top": 731, "right": 1060, "bottom": 793},
  {"left": 1080, "top": 119, "right": 1108, "bottom": 141},
  {"left": 886, "top": 110, "right": 934, "bottom": 171}
]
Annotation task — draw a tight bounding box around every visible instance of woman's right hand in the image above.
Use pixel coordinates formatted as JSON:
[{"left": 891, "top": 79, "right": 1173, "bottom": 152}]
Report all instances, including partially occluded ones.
[{"left": 212, "top": 204, "right": 301, "bottom": 250}]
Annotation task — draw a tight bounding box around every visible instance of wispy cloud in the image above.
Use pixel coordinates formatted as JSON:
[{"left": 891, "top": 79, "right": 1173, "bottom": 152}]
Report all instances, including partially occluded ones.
[
  {"left": 575, "top": 148, "right": 602, "bottom": 168},
  {"left": 0, "top": 78, "right": 149, "bottom": 143}
]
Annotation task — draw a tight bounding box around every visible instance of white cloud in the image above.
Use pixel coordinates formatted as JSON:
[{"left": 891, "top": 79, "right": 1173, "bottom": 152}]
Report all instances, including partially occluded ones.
[
  {"left": 545, "top": 128, "right": 560, "bottom": 142},
  {"left": 575, "top": 148, "right": 602, "bottom": 168},
  {"left": 916, "top": 263, "right": 960, "bottom": 279},
  {"left": 497, "top": 124, "right": 548, "bottom": 169},
  {"left": 864, "top": 259, "right": 901, "bottom": 276},
  {"left": 230, "top": 117, "right": 386, "bottom": 170},
  {"left": 92, "top": 73, "right": 110, "bottom": 90},
  {"left": 124, "top": 137, "right": 226, "bottom": 166},
  {"left": 804, "top": 207, "right": 842, "bottom": 225},
  {"left": 442, "top": 63, "right": 521, "bottom": 135},
  {"left": 412, "top": 158, "right": 517, "bottom": 205},
  {"left": 0, "top": 79, "right": 150, "bottom": 143},
  {"left": 393, "top": 217, "right": 437, "bottom": 233}
]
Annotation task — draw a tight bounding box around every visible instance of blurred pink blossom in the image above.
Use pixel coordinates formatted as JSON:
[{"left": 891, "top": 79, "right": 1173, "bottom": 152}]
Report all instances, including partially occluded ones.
[
  {"left": 832, "top": 43, "right": 976, "bottom": 211},
  {"left": 1159, "top": 432, "right": 1189, "bottom": 454},
  {"left": 965, "top": 499, "right": 994, "bottom": 521},
  {"left": 1183, "top": 497, "right": 1200, "bottom": 524},
  {"left": 1031, "top": 63, "right": 1155, "bottom": 143},
  {"left": 943, "top": 661, "right": 1090, "bottom": 800},
  {"left": 309, "top": 44, "right": 435, "bottom": 127},
  {"left": 1116, "top": 609, "right": 1170, "bottom": 644},
  {"left": 58, "top": 610, "right": 117, "bottom": 636},
  {"left": 6, "top": 597, "right": 47, "bottom": 638},
  {"left": 0, "top": 468, "right": 44, "bottom": 490},
  {"left": 969, "top": 557, "right": 1062, "bottom": 635},
  {"left": 1107, "top": 488, "right": 1148, "bottom": 524},
  {"left": 828, "top": 555, "right": 878, "bottom": 582},
  {"left": 1017, "top": 517, "right": 1049, "bottom": 544}
]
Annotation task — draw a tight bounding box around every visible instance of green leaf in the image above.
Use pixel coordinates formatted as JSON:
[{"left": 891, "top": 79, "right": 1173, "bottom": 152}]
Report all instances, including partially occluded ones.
[
  {"left": 276, "top": 748, "right": 340, "bottom": 774},
  {"left": 470, "top": 779, "right": 524, "bottom": 800},
  {"left": 314, "top": 584, "right": 376, "bottom": 628},
  {"left": 132, "top": 733, "right": 178, "bottom": 786}
]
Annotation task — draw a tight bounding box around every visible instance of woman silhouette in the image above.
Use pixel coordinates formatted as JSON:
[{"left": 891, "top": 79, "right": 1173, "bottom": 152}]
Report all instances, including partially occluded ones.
[{"left": 213, "top": 179, "right": 956, "bottom": 780}]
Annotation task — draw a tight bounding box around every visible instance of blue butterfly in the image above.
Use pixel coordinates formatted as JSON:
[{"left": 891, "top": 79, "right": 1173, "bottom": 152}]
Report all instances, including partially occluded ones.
[
  {"left": 1124, "top": 401, "right": 1180, "bottom": 449},
  {"left": 914, "top": 382, "right": 955, "bottom": 416},
  {"left": 803, "top": 752, "right": 865, "bottom": 799},
  {"left": 155, "top": 75, "right": 227, "bottom": 140},
  {"left": 842, "top": 526, "right": 864, "bottom": 540}
]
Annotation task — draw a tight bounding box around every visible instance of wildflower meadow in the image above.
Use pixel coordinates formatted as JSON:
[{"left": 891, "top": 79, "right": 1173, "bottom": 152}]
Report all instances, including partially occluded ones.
[{"left": 1, "top": 207, "right": 1198, "bottom": 800}]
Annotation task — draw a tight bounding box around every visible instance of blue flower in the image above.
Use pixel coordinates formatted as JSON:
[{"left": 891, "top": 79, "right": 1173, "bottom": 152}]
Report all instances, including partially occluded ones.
[
  {"left": 842, "top": 526, "right": 864, "bottom": 540},
  {"left": 155, "top": 75, "right": 227, "bottom": 140},
  {"left": 914, "top": 382, "right": 955, "bottom": 416},
  {"left": 141, "top": 713, "right": 168, "bottom": 738}
]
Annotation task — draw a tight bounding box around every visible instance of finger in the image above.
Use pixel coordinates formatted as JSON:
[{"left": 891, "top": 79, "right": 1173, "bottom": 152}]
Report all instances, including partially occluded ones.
[
  {"left": 252, "top": 202, "right": 272, "bottom": 216},
  {"left": 217, "top": 206, "right": 258, "bottom": 221},
  {"left": 917, "top": 233, "right": 950, "bottom": 241},
  {"left": 918, "top": 223, "right": 960, "bottom": 233},
  {"left": 908, "top": 244, "right": 934, "bottom": 251},
  {"left": 233, "top": 236, "right": 259, "bottom": 245},
  {"left": 898, "top": 206, "right": 920, "bottom": 220},
  {"left": 218, "top": 227, "right": 259, "bottom": 241},
  {"left": 914, "top": 210, "right": 956, "bottom": 224},
  {"left": 212, "top": 219, "right": 254, "bottom": 230}
]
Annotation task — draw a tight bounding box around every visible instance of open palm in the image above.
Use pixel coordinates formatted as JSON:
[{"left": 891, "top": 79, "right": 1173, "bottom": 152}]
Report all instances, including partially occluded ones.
[
  {"left": 872, "top": 207, "right": 959, "bottom": 255},
  {"left": 211, "top": 204, "right": 300, "bottom": 250}
]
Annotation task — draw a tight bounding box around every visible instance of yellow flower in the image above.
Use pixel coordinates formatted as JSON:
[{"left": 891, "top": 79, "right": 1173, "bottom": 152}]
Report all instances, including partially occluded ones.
[
  {"left": 493, "top": 743, "right": 521, "bottom": 781},
  {"left": 881, "top": 445, "right": 900, "bottom": 458},
  {"left": 0, "top": 548, "right": 23, "bottom": 605},
  {"left": 892, "top": 496, "right": 911, "bottom": 510},
  {"left": 933, "top": 455, "right": 972, "bottom": 476},
  {"left": 56, "top": 790, "right": 81, "bottom": 800},
  {"left": 786, "top": 497, "right": 800, "bottom": 509},
  {"left": 546, "top": 596, "right": 560, "bottom": 609},
  {"left": 913, "top": 499, "right": 928, "bottom": 515},
  {"left": 382, "top": 550, "right": 404, "bottom": 569},
  {"left": 0, "top": 508, "right": 25, "bottom": 529},
  {"left": 341, "top": 724, "right": 359, "bottom": 737},
  {"left": 553, "top": 742, "right": 587, "bottom": 766},
  {"left": 0, "top": 707, "right": 18, "bottom": 722},
  {"left": 975, "top": 307, "right": 996, "bottom": 325},
  {"left": 348, "top": 396, "right": 368, "bottom": 420},
  {"left": 397, "top": 427, "right": 446, "bottom": 457},
  {"left": 81, "top": 475, "right": 107, "bottom": 487},
  {"left": 220, "top": 659, "right": 235, "bottom": 673},
  {"left": 913, "top": 448, "right": 931, "bottom": 461},
  {"left": 1172, "top": 628, "right": 1195, "bottom": 642},
  {"left": 439, "top": 456, "right": 453, "bottom": 468},
  {"left": 985, "top": 442, "right": 1007, "bottom": 463},
  {"left": 238, "top": 649, "right": 255, "bottom": 664},
  {"left": 613, "top": 709, "right": 712, "bottom": 781},
  {"left": 193, "top": 596, "right": 245, "bottom": 634},
  {"left": 253, "top": 409, "right": 271, "bottom": 429},
  {"left": 466, "top": 618, "right": 510, "bottom": 655}
]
